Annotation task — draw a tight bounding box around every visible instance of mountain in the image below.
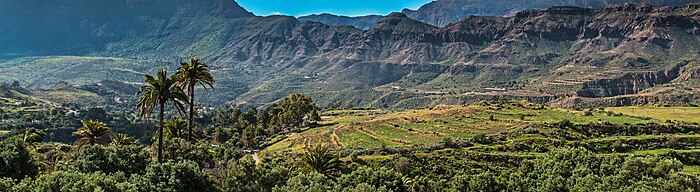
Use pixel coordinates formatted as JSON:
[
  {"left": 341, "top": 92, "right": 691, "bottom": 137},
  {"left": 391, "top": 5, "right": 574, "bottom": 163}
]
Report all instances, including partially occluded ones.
[
  {"left": 0, "top": 0, "right": 254, "bottom": 57},
  {"left": 1, "top": 1, "right": 700, "bottom": 109},
  {"left": 404, "top": 0, "right": 700, "bottom": 27},
  {"left": 300, "top": 0, "right": 700, "bottom": 29},
  {"left": 298, "top": 14, "right": 384, "bottom": 30}
]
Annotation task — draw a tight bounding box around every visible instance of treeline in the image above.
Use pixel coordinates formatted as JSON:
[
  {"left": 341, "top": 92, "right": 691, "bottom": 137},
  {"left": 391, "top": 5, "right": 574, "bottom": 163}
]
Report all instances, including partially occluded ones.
[{"left": 208, "top": 93, "right": 320, "bottom": 149}]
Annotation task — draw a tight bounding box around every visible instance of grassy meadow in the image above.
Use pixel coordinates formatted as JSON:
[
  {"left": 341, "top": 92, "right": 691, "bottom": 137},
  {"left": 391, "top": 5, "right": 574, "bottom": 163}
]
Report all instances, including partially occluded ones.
[{"left": 607, "top": 106, "right": 700, "bottom": 123}]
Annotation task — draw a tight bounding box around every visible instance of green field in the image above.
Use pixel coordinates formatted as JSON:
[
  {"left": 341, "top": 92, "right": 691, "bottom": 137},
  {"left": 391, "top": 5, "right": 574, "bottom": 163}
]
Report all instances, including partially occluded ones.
[
  {"left": 607, "top": 106, "right": 700, "bottom": 123},
  {"left": 262, "top": 102, "right": 658, "bottom": 155}
]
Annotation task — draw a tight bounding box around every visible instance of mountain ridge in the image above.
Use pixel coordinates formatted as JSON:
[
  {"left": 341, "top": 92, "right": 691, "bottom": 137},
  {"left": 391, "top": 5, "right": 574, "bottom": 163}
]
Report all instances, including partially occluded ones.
[
  {"left": 0, "top": 1, "right": 699, "bottom": 108},
  {"left": 300, "top": 0, "right": 700, "bottom": 29}
]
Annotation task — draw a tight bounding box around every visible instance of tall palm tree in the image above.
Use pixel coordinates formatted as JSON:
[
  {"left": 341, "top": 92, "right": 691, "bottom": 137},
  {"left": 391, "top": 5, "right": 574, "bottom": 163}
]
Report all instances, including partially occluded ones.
[
  {"left": 175, "top": 58, "right": 214, "bottom": 143},
  {"left": 72, "top": 120, "right": 111, "bottom": 147},
  {"left": 137, "top": 69, "right": 188, "bottom": 163},
  {"left": 301, "top": 145, "right": 342, "bottom": 176}
]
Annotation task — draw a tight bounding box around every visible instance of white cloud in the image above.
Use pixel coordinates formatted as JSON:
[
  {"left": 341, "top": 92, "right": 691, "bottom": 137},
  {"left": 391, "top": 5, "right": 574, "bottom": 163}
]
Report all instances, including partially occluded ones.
[{"left": 271, "top": 12, "right": 283, "bottom": 15}]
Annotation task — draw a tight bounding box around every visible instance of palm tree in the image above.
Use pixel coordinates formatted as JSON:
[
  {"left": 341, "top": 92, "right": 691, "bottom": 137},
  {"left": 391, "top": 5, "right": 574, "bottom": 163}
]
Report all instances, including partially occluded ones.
[
  {"left": 175, "top": 58, "right": 214, "bottom": 143},
  {"left": 301, "top": 145, "right": 342, "bottom": 176},
  {"left": 23, "top": 128, "right": 45, "bottom": 144},
  {"left": 72, "top": 120, "right": 111, "bottom": 147},
  {"left": 137, "top": 69, "right": 188, "bottom": 163},
  {"left": 111, "top": 133, "right": 137, "bottom": 146},
  {"left": 153, "top": 118, "right": 188, "bottom": 143}
]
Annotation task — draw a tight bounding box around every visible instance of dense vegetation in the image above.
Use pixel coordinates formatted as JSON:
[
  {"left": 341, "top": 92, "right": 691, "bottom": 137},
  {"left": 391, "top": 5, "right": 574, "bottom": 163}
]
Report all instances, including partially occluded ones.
[{"left": 1, "top": 135, "right": 698, "bottom": 191}]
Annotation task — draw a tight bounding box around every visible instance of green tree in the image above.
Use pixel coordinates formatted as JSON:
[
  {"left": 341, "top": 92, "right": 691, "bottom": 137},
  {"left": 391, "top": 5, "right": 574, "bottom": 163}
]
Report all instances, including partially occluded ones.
[
  {"left": 65, "top": 145, "right": 149, "bottom": 175},
  {"left": 175, "top": 58, "right": 214, "bottom": 143},
  {"left": 111, "top": 133, "right": 138, "bottom": 146},
  {"left": 137, "top": 69, "right": 188, "bottom": 163},
  {"left": 22, "top": 128, "right": 45, "bottom": 145},
  {"left": 225, "top": 157, "right": 291, "bottom": 192},
  {"left": 72, "top": 120, "right": 111, "bottom": 147},
  {"left": 334, "top": 166, "right": 405, "bottom": 192},
  {"left": 131, "top": 160, "right": 218, "bottom": 192},
  {"left": 0, "top": 138, "right": 37, "bottom": 180},
  {"left": 157, "top": 138, "right": 215, "bottom": 168},
  {"left": 449, "top": 172, "right": 502, "bottom": 192},
  {"left": 275, "top": 93, "right": 319, "bottom": 128},
  {"left": 300, "top": 145, "right": 342, "bottom": 176},
  {"left": 272, "top": 172, "right": 330, "bottom": 192},
  {"left": 10, "top": 171, "right": 133, "bottom": 192},
  {"left": 505, "top": 147, "right": 700, "bottom": 191},
  {"left": 156, "top": 118, "right": 188, "bottom": 142}
]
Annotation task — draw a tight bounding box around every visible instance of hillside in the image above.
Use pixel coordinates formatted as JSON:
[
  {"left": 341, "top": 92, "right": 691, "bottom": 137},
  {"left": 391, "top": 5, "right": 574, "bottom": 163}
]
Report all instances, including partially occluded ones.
[
  {"left": 0, "top": 1, "right": 700, "bottom": 109},
  {"left": 0, "top": 0, "right": 253, "bottom": 57}
]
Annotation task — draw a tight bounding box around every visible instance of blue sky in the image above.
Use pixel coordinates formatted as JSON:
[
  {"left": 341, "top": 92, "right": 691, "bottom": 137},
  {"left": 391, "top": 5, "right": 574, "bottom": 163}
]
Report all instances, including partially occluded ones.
[{"left": 237, "top": 0, "right": 433, "bottom": 17}]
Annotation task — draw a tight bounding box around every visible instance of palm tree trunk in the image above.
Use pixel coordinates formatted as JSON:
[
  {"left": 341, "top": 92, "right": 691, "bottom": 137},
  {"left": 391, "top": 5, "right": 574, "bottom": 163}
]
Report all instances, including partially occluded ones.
[
  {"left": 158, "top": 102, "right": 165, "bottom": 163},
  {"left": 188, "top": 83, "right": 195, "bottom": 143}
]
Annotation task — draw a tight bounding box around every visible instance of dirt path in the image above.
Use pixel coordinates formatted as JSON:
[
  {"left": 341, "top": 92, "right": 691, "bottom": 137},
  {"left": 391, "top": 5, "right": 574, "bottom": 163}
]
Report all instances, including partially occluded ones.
[{"left": 252, "top": 152, "right": 260, "bottom": 164}]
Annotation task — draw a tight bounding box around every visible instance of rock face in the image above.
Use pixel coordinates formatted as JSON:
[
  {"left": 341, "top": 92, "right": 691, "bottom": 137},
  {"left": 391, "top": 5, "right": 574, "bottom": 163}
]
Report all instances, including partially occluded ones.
[
  {"left": 577, "top": 64, "right": 685, "bottom": 97},
  {"left": 1, "top": 1, "right": 700, "bottom": 107}
]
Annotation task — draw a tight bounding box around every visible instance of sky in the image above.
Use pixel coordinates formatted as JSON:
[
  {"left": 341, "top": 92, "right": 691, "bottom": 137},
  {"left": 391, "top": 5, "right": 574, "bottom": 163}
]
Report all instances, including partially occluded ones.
[{"left": 237, "top": 0, "right": 433, "bottom": 17}]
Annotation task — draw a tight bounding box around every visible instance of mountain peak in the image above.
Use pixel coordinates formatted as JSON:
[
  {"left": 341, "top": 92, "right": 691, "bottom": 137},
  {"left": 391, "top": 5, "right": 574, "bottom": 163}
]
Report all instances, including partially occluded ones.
[
  {"left": 371, "top": 12, "right": 437, "bottom": 31},
  {"left": 298, "top": 13, "right": 384, "bottom": 30},
  {"left": 385, "top": 12, "right": 410, "bottom": 19},
  {"left": 229, "top": 0, "right": 255, "bottom": 17}
]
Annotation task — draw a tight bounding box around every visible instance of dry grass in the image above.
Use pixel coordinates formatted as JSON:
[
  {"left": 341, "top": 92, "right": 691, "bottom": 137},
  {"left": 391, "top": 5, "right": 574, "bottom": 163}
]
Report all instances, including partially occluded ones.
[{"left": 607, "top": 106, "right": 700, "bottom": 123}]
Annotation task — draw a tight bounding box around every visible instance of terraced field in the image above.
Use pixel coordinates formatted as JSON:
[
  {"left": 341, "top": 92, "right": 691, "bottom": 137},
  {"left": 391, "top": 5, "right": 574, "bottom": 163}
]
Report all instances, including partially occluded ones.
[
  {"left": 607, "top": 106, "right": 700, "bottom": 123},
  {"left": 261, "top": 102, "right": 700, "bottom": 174},
  {"left": 262, "top": 102, "right": 656, "bottom": 155}
]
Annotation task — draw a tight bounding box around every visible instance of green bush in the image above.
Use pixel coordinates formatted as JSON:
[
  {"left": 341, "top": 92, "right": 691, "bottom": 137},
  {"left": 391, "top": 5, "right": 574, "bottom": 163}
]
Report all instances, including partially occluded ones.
[
  {"left": 504, "top": 147, "right": 700, "bottom": 191},
  {"left": 10, "top": 171, "right": 133, "bottom": 192},
  {"left": 65, "top": 144, "right": 149, "bottom": 175},
  {"left": 0, "top": 137, "right": 37, "bottom": 180},
  {"left": 334, "top": 166, "right": 405, "bottom": 191},
  {"left": 156, "top": 138, "right": 214, "bottom": 169},
  {"left": 131, "top": 160, "right": 218, "bottom": 192},
  {"left": 449, "top": 172, "right": 502, "bottom": 192},
  {"left": 272, "top": 172, "right": 330, "bottom": 192},
  {"left": 224, "top": 157, "right": 290, "bottom": 192}
]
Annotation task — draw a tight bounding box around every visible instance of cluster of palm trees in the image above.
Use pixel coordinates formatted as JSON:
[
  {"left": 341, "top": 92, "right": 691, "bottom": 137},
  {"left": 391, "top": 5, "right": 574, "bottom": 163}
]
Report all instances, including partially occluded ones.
[
  {"left": 136, "top": 58, "right": 214, "bottom": 163},
  {"left": 69, "top": 58, "right": 212, "bottom": 163}
]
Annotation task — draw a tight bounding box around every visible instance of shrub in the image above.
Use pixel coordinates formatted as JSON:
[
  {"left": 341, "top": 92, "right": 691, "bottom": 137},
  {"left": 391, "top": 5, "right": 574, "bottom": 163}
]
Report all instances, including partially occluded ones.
[
  {"left": 334, "top": 166, "right": 405, "bottom": 191},
  {"left": 131, "top": 160, "right": 218, "bottom": 192},
  {"left": 224, "top": 157, "right": 290, "bottom": 192},
  {"left": 0, "top": 137, "right": 37, "bottom": 180},
  {"left": 10, "top": 171, "right": 133, "bottom": 192},
  {"left": 65, "top": 144, "right": 149, "bottom": 175},
  {"left": 449, "top": 172, "right": 503, "bottom": 192},
  {"left": 272, "top": 172, "right": 330, "bottom": 192}
]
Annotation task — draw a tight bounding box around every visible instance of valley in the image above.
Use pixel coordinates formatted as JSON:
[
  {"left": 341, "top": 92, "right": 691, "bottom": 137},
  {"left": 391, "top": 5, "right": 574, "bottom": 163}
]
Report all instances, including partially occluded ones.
[{"left": 2, "top": 0, "right": 700, "bottom": 191}]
